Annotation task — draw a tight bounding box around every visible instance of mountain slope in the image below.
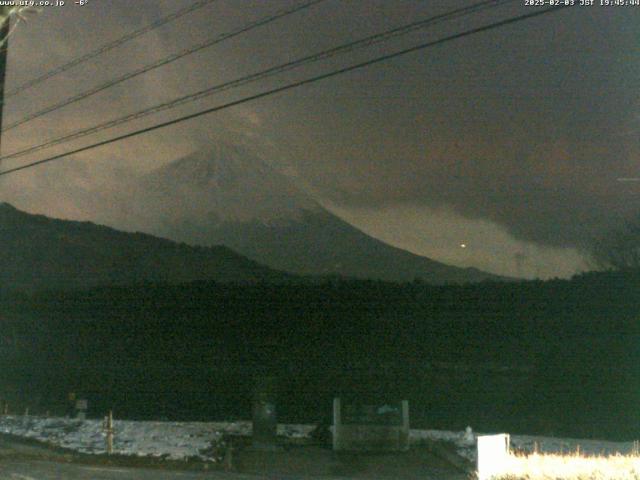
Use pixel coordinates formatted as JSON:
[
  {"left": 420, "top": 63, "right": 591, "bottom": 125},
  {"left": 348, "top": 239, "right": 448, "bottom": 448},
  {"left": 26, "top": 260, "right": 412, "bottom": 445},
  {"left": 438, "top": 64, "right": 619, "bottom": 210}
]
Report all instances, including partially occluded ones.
[
  {"left": 162, "top": 210, "right": 503, "bottom": 284},
  {"left": 137, "top": 143, "right": 504, "bottom": 284},
  {"left": 0, "top": 203, "right": 291, "bottom": 291}
]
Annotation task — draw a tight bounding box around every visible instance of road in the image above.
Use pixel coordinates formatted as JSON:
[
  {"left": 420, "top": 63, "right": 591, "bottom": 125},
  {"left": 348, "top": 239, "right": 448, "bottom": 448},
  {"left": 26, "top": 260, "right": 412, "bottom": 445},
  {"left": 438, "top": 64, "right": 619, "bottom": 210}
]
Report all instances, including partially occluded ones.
[
  {"left": 0, "top": 434, "right": 468, "bottom": 479},
  {"left": 0, "top": 458, "right": 469, "bottom": 480},
  {"left": 0, "top": 459, "right": 257, "bottom": 479}
]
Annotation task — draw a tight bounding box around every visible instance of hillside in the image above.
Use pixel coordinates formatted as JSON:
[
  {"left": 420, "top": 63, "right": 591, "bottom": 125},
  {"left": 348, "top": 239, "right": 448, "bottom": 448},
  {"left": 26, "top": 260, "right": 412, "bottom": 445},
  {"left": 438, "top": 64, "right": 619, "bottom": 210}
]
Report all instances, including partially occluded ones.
[{"left": 0, "top": 203, "right": 291, "bottom": 291}]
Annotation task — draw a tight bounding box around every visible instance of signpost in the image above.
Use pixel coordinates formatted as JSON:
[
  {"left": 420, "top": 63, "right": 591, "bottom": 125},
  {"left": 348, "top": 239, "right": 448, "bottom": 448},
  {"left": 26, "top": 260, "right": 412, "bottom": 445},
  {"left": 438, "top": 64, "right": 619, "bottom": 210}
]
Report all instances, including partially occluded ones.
[
  {"left": 251, "top": 337, "right": 280, "bottom": 450},
  {"left": 252, "top": 375, "right": 278, "bottom": 450},
  {"left": 75, "top": 399, "right": 88, "bottom": 420}
]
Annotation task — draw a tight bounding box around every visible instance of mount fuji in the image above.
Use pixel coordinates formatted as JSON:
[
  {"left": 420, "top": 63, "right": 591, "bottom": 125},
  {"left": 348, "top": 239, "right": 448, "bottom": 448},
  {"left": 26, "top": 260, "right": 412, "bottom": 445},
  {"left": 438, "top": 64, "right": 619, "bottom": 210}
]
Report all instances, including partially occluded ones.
[{"left": 128, "top": 143, "right": 503, "bottom": 284}]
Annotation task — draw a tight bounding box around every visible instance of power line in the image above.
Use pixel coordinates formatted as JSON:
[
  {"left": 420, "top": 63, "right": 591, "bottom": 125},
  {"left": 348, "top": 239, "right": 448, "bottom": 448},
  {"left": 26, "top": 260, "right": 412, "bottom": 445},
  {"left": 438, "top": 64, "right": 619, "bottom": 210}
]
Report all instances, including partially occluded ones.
[
  {"left": 2, "top": 0, "right": 329, "bottom": 131},
  {"left": 0, "top": 0, "right": 515, "bottom": 162},
  {"left": 0, "top": 4, "right": 572, "bottom": 178},
  {"left": 2, "top": 0, "right": 218, "bottom": 98}
]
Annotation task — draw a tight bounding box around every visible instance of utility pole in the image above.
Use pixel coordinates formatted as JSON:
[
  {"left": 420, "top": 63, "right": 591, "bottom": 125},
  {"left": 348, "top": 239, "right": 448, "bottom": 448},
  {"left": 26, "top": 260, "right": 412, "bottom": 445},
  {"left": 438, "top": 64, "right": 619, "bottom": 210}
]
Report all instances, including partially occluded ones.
[{"left": 0, "top": 7, "right": 10, "bottom": 156}]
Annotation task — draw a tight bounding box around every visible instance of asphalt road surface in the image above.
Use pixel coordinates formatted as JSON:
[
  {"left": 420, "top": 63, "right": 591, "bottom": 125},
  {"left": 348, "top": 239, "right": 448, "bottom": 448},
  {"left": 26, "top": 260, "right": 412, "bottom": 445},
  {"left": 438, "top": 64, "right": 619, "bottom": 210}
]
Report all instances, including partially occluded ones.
[
  {"left": 0, "top": 459, "right": 256, "bottom": 479},
  {"left": 0, "top": 433, "right": 469, "bottom": 479},
  {"left": 0, "top": 458, "right": 469, "bottom": 479}
]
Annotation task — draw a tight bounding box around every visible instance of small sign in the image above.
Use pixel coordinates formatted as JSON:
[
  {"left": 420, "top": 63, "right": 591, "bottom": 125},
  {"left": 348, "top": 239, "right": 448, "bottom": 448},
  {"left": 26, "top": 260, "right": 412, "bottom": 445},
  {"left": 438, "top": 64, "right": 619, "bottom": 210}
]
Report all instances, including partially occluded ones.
[{"left": 75, "top": 399, "right": 88, "bottom": 411}]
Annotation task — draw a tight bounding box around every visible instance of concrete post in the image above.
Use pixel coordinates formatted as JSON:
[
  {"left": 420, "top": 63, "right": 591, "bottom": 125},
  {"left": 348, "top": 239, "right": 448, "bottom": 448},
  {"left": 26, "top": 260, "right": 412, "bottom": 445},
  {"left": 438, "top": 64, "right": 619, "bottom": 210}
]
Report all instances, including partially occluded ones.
[
  {"left": 332, "top": 397, "right": 341, "bottom": 451},
  {"left": 400, "top": 400, "right": 410, "bottom": 451}
]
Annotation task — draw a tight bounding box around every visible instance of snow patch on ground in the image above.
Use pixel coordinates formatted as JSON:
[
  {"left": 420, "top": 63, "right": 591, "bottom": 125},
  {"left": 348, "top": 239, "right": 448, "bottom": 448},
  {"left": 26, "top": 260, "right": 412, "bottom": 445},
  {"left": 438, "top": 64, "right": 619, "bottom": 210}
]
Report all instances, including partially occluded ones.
[
  {"left": 0, "top": 416, "right": 317, "bottom": 461},
  {"left": 0, "top": 416, "right": 634, "bottom": 464}
]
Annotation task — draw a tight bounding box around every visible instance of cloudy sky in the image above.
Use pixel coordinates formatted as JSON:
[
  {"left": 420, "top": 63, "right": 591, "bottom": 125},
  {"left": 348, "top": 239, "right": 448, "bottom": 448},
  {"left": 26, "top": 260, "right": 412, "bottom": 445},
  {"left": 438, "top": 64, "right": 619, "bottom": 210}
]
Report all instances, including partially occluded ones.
[{"left": 0, "top": 0, "right": 638, "bottom": 279}]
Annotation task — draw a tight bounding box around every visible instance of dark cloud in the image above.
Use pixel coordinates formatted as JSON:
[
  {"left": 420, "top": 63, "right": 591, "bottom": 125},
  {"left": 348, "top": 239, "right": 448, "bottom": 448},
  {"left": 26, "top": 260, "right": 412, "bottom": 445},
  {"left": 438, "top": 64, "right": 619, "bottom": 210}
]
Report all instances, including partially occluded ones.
[{"left": 257, "top": 3, "right": 640, "bottom": 251}]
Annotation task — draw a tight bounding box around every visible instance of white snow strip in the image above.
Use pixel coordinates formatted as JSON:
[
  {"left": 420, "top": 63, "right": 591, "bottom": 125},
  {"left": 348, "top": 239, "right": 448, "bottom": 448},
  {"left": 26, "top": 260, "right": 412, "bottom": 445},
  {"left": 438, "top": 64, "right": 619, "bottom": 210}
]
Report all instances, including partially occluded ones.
[{"left": 0, "top": 416, "right": 633, "bottom": 464}]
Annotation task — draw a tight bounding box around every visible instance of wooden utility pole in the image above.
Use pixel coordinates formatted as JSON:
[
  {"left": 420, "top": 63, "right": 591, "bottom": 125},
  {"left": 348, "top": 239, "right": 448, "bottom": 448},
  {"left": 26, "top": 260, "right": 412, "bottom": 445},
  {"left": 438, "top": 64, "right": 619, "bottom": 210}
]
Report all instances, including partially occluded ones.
[{"left": 0, "top": 7, "right": 10, "bottom": 156}]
